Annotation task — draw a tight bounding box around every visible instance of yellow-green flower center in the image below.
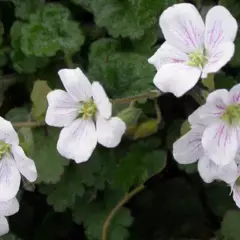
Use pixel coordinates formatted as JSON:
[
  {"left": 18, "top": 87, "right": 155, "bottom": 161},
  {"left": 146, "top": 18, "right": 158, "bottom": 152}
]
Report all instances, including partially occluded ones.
[
  {"left": 221, "top": 104, "right": 240, "bottom": 125},
  {"left": 188, "top": 50, "right": 208, "bottom": 68},
  {"left": 0, "top": 140, "right": 10, "bottom": 160},
  {"left": 79, "top": 100, "right": 97, "bottom": 119}
]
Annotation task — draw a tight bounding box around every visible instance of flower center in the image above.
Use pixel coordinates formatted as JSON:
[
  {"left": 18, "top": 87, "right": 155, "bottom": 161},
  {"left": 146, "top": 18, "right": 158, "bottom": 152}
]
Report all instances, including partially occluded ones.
[
  {"left": 188, "top": 50, "right": 207, "bottom": 68},
  {"left": 0, "top": 140, "right": 10, "bottom": 160},
  {"left": 79, "top": 100, "right": 97, "bottom": 119},
  {"left": 221, "top": 104, "right": 240, "bottom": 125}
]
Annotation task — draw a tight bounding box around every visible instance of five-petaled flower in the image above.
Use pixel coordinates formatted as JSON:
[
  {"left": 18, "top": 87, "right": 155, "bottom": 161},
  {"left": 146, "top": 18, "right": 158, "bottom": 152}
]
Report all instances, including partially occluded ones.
[
  {"left": 0, "top": 117, "right": 37, "bottom": 201},
  {"left": 195, "top": 84, "right": 240, "bottom": 166},
  {"left": 0, "top": 197, "right": 19, "bottom": 236},
  {"left": 148, "top": 3, "right": 237, "bottom": 97},
  {"left": 173, "top": 107, "right": 238, "bottom": 184},
  {"left": 45, "top": 67, "right": 126, "bottom": 163}
]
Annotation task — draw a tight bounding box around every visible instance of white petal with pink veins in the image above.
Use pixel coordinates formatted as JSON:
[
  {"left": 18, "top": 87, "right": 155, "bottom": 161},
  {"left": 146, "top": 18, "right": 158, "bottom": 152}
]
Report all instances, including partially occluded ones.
[
  {"left": 202, "top": 42, "right": 235, "bottom": 77},
  {"left": 229, "top": 83, "right": 240, "bottom": 104},
  {"left": 202, "top": 121, "right": 238, "bottom": 165},
  {"left": 148, "top": 42, "right": 188, "bottom": 70},
  {"left": 198, "top": 156, "right": 238, "bottom": 184},
  {"left": 204, "top": 6, "right": 237, "bottom": 52},
  {"left": 153, "top": 63, "right": 201, "bottom": 97},
  {"left": 160, "top": 3, "right": 205, "bottom": 53},
  {"left": 173, "top": 127, "right": 204, "bottom": 164}
]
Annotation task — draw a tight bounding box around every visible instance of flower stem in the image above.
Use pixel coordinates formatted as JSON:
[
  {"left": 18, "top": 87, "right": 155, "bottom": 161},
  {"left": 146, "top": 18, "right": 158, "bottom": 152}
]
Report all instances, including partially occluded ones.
[
  {"left": 12, "top": 121, "right": 45, "bottom": 128},
  {"left": 112, "top": 90, "right": 161, "bottom": 104},
  {"left": 64, "top": 54, "right": 74, "bottom": 68},
  {"left": 153, "top": 98, "right": 161, "bottom": 123},
  {"left": 102, "top": 184, "right": 145, "bottom": 240}
]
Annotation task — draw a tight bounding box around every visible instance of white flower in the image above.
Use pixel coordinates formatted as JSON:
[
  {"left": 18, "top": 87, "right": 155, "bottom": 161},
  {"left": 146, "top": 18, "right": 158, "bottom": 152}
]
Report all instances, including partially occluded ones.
[
  {"left": 173, "top": 108, "right": 238, "bottom": 184},
  {"left": 0, "top": 117, "right": 37, "bottom": 201},
  {"left": 193, "top": 84, "right": 240, "bottom": 166},
  {"left": 45, "top": 67, "right": 126, "bottom": 163},
  {"left": 0, "top": 197, "right": 19, "bottom": 236},
  {"left": 148, "top": 3, "right": 237, "bottom": 97}
]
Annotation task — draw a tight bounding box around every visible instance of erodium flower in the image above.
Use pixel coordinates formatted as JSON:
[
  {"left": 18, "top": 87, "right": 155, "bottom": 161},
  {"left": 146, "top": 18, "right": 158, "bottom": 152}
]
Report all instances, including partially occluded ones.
[
  {"left": 0, "top": 197, "right": 19, "bottom": 236},
  {"left": 148, "top": 3, "right": 237, "bottom": 97},
  {"left": 173, "top": 108, "right": 238, "bottom": 184},
  {"left": 0, "top": 117, "right": 37, "bottom": 201},
  {"left": 196, "top": 84, "right": 240, "bottom": 166},
  {"left": 45, "top": 67, "right": 126, "bottom": 163}
]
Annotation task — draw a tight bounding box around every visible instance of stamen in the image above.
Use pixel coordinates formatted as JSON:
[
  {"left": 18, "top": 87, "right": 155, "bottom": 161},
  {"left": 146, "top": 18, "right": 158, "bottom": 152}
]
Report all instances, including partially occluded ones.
[
  {"left": 222, "top": 104, "right": 240, "bottom": 125},
  {"left": 79, "top": 100, "right": 97, "bottom": 119},
  {"left": 0, "top": 140, "right": 10, "bottom": 160},
  {"left": 188, "top": 50, "right": 207, "bottom": 68}
]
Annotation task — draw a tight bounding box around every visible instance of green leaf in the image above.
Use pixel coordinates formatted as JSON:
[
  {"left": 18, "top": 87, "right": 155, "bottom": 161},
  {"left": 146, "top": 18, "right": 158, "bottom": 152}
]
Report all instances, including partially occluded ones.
[
  {"left": 132, "top": 26, "right": 158, "bottom": 55},
  {"left": 32, "top": 128, "right": 69, "bottom": 184},
  {"left": 12, "top": 0, "right": 42, "bottom": 20},
  {"left": 72, "top": 192, "right": 133, "bottom": 240},
  {"left": 71, "top": 0, "right": 92, "bottom": 11},
  {"left": 21, "top": 3, "right": 85, "bottom": 57},
  {"left": 88, "top": 38, "right": 155, "bottom": 97},
  {"left": 10, "top": 21, "right": 49, "bottom": 73},
  {"left": 220, "top": 210, "right": 240, "bottom": 240},
  {"left": 5, "top": 107, "right": 29, "bottom": 122},
  {"left": 89, "top": 0, "right": 164, "bottom": 39},
  {"left": 113, "top": 146, "right": 166, "bottom": 191},
  {"left": 39, "top": 164, "right": 85, "bottom": 212},
  {"left": 38, "top": 149, "right": 109, "bottom": 211},
  {"left": 31, "top": 80, "right": 51, "bottom": 120}
]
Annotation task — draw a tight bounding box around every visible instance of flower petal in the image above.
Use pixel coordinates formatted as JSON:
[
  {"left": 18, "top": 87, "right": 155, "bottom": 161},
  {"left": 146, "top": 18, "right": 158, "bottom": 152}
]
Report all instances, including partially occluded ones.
[
  {"left": 11, "top": 145, "right": 37, "bottom": 182},
  {"left": 229, "top": 83, "right": 240, "bottom": 104},
  {"left": 160, "top": 3, "right": 204, "bottom": 53},
  {"left": 57, "top": 119, "right": 97, "bottom": 163},
  {"left": 96, "top": 115, "right": 126, "bottom": 148},
  {"left": 198, "top": 156, "right": 238, "bottom": 184},
  {"left": 0, "top": 117, "right": 19, "bottom": 145},
  {"left": 92, "top": 82, "right": 112, "bottom": 119},
  {"left": 45, "top": 90, "right": 79, "bottom": 127},
  {"left": 0, "top": 216, "right": 9, "bottom": 236},
  {"left": 58, "top": 68, "right": 92, "bottom": 102},
  {"left": 205, "top": 6, "right": 237, "bottom": 52},
  {"left": 153, "top": 63, "right": 201, "bottom": 97},
  {"left": 196, "top": 89, "right": 228, "bottom": 124},
  {"left": 148, "top": 42, "right": 188, "bottom": 70},
  {"left": 202, "top": 42, "right": 235, "bottom": 77},
  {"left": 233, "top": 185, "right": 240, "bottom": 208},
  {"left": 0, "top": 155, "right": 21, "bottom": 201},
  {"left": 202, "top": 121, "right": 238, "bottom": 165},
  {"left": 188, "top": 106, "right": 206, "bottom": 128},
  {"left": 173, "top": 127, "right": 204, "bottom": 164},
  {"left": 206, "top": 89, "right": 229, "bottom": 104},
  {"left": 0, "top": 197, "right": 19, "bottom": 216}
]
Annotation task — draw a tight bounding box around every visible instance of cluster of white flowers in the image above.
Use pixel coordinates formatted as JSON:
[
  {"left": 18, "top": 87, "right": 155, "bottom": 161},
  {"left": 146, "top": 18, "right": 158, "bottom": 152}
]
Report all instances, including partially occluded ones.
[
  {"left": 0, "top": 1, "right": 239, "bottom": 235},
  {"left": 0, "top": 117, "right": 37, "bottom": 235},
  {"left": 147, "top": 2, "right": 240, "bottom": 208}
]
